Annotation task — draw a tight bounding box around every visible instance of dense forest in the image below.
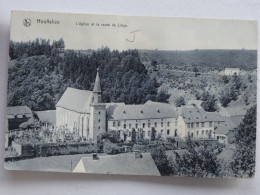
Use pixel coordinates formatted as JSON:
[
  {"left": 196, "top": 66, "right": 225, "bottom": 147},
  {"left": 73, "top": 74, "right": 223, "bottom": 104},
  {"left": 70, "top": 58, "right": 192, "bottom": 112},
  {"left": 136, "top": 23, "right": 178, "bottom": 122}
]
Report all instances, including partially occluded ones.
[
  {"left": 8, "top": 38, "right": 169, "bottom": 111},
  {"left": 139, "top": 49, "right": 257, "bottom": 72}
]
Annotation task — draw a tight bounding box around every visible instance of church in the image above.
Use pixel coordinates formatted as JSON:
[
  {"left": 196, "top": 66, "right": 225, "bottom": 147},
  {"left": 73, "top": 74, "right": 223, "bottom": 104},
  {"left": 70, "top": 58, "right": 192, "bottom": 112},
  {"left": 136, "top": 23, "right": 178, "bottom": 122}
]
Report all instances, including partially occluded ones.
[{"left": 56, "top": 69, "right": 106, "bottom": 142}]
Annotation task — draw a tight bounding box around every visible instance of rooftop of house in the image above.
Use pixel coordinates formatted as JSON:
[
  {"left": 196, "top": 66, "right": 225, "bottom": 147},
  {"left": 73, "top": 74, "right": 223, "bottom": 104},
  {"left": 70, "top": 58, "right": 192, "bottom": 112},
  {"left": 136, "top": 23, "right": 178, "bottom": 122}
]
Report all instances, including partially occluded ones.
[
  {"left": 56, "top": 87, "right": 93, "bottom": 113},
  {"left": 73, "top": 152, "right": 161, "bottom": 176},
  {"left": 225, "top": 68, "right": 240, "bottom": 71},
  {"left": 180, "top": 105, "right": 226, "bottom": 123},
  {"left": 107, "top": 100, "right": 177, "bottom": 120},
  {"left": 7, "top": 106, "right": 32, "bottom": 116},
  {"left": 218, "top": 106, "right": 247, "bottom": 117}
]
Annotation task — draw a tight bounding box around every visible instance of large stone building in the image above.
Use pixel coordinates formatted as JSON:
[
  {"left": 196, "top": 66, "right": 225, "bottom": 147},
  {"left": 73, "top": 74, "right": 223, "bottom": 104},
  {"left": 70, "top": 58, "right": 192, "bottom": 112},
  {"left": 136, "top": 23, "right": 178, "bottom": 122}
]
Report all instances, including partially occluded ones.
[
  {"left": 56, "top": 69, "right": 232, "bottom": 144},
  {"left": 56, "top": 68, "right": 106, "bottom": 142}
]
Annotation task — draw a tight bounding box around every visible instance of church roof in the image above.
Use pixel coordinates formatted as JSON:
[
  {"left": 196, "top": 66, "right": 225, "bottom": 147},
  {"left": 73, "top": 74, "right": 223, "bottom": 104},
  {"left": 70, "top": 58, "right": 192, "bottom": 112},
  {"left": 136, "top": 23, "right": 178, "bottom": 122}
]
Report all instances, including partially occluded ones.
[
  {"left": 93, "top": 68, "right": 101, "bottom": 93},
  {"left": 73, "top": 152, "right": 161, "bottom": 176},
  {"left": 56, "top": 87, "right": 93, "bottom": 113},
  {"left": 107, "top": 100, "right": 177, "bottom": 120}
]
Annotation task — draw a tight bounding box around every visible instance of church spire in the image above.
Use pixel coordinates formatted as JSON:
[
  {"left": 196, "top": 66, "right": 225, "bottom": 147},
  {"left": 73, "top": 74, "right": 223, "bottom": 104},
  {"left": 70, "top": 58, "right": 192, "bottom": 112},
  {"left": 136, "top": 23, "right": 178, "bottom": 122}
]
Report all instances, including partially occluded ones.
[{"left": 93, "top": 68, "right": 102, "bottom": 93}]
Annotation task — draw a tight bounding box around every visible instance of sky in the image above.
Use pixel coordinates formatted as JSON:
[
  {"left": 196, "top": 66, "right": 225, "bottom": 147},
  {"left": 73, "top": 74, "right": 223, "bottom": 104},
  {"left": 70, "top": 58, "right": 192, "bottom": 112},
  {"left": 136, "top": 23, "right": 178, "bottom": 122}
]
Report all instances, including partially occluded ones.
[{"left": 10, "top": 11, "right": 258, "bottom": 51}]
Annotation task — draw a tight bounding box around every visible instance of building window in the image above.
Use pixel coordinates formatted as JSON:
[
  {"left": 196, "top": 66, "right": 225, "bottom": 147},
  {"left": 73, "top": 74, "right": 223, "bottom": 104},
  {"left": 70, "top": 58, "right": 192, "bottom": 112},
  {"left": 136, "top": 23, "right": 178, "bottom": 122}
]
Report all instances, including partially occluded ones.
[
  {"left": 161, "top": 130, "right": 163, "bottom": 133},
  {"left": 143, "top": 131, "right": 145, "bottom": 137},
  {"left": 202, "top": 130, "right": 204, "bottom": 135},
  {"left": 206, "top": 130, "right": 208, "bottom": 135},
  {"left": 135, "top": 123, "right": 138, "bottom": 128},
  {"left": 98, "top": 126, "right": 100, "bottom": 129},
  {"left": 201, "top": 122, "right": 204, "bottom": 127},
  {"left": 118, "top": 121, "right": 121, "bottom": 126},
  {"left": 148, "top": 123, "right": 150, "bottom": 128},
  {"left": 161, "top": 122, "right": 163, "bottom": 127},
  {"left": 167, "top": 129, "right": 170, "bottom": 135},
  {"left": 167, "top": 122, "right": 170, "bottom": 127},
  {"left": 175, "top": 121, "right": 177, "bottom": 126},
  {"left": 98, "top": 119, "right": 100, "bottom": 123},
  {"left": 191, "top": 123, "right": 194, "bottom": 128},
  {"left": 113, "top": 122, "right": 116, "bottom": 127},
  {"left": 191, "top": 133, "right": 193, "bottom": 138},
  {"left": 187, "top": 123, "right": 190, "bottom": 128},
  {"left": 124, "top": 124, "right": 126, "bottom": 129},
  {"left": 209, "top": 130, "right": 212, "bottom": 137},
  {"left": 129, "top": 124, "right": 132, "bottom": 129},
  {"left": 209, "top": 122, "right": 212, "bottom": 127},
  {"left": 143, "top": 123, "right": 145, "bottom": 128},
  {"left": 196, "top": 131, "right": 199, "bottom": 136},
  {"left": 217, "top": 136, "right": 219, "bottom": 139},
  {"left": 188, "top": 132, "right": 190, "bottom": 137},
  {"left": 99, "top": 111, "right": 101, "bottom": 115},
  {"left": 154, "top": 122, "right": 157, "bottom": 127},
  {"left": 196, "top": 122, "right": 199, "bottom": 127},
  {"left": 148, "top": 131, "right": 151, "bottom": 136},
  {"left": 175, "top": 129, "right": 177, "bottom": 137},
  {"left": 23, "top": 114, "right": 26, "bottom": 118}
]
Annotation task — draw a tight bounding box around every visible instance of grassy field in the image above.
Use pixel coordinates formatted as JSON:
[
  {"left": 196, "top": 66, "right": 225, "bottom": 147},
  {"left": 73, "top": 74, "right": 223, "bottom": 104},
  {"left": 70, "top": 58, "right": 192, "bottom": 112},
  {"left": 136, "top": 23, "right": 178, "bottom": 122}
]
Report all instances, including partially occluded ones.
[{"left": 4, "top": 153, "right": 107, "bottom": 173}]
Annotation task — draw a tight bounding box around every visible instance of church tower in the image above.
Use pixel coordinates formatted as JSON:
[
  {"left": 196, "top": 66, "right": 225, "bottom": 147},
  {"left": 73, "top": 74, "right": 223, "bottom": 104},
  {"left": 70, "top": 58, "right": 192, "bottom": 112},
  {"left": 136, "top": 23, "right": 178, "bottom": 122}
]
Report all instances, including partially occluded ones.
[{"left": 89, "top": 68, "right": 106, "bottom": 142}]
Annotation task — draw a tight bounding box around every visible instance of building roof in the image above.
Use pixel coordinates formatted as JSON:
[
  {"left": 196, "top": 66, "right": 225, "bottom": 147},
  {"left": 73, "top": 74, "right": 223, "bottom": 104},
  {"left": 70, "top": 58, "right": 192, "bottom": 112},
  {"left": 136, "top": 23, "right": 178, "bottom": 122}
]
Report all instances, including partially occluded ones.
[
  {"left": 93, "top": 68, "right": 101, "bottom": 93},
  {"left": 7, "top": 106, "right": 32, "bottom": 115},
  {"left": 107, "top": 100, "right": 177, "bottom": 120},
  {"left": 73, "top": 152, "right": 160, "bottom": 176},
  {"left": 180, "top": 105, "right": 225, "bottom": 123},
  {"left": 56, "top": 87, "right": 93, "bottom": 113},
  {"left": 218, "top": 106, "right": 247, "bottom": 117},
  {"left": 225, "top": 68, "right": 240, "bottom": 71}
]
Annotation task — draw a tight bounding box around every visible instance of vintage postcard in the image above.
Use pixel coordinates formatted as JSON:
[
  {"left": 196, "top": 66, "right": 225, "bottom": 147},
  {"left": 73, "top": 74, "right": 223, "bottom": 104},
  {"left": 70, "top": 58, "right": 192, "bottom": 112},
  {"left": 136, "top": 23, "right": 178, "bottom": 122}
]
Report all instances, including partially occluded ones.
[{"left": 5, "top": 11, "right": 257, "bottom": 178}]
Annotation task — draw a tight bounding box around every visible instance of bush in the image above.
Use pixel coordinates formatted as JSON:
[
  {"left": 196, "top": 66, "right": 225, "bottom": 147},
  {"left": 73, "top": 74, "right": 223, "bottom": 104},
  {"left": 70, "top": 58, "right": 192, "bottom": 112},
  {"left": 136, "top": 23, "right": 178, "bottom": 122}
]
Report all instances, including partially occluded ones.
[{"left": 103, "top": 140, "right": 122, "bottom": 154}]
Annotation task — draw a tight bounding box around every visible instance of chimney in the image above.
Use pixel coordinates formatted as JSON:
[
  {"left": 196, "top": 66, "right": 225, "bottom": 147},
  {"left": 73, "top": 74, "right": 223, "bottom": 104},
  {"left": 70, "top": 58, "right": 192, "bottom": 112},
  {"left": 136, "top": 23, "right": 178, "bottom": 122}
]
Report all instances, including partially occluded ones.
[
  {"left": 92, "top": 153, "right": 99, "bottom": 160},
  {"left": 133, "top": 150, "right": 141, "bottom": 159}
]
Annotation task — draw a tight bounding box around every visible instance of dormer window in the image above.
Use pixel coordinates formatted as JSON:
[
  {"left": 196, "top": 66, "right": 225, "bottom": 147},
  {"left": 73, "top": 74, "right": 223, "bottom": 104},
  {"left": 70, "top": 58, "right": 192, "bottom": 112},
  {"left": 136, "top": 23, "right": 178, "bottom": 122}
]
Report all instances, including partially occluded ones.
[
  {"left": 157, "top": 109, "right": 160, "bottom": 113},
  {"left": 140, "top": 110, "right": 143, "bottom": 113},
  {"left": 123, "top": 110, "right": 126, "bottom": 114},
  {"left": 92, "top": 97, "right": 94, "bottom": 103}
]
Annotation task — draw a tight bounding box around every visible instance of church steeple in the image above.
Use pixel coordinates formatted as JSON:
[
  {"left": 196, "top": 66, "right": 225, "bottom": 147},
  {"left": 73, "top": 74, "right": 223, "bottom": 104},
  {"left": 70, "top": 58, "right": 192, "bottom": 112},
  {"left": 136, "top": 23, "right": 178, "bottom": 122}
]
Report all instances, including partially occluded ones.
[{"left": 93, "top": 68, "right": 102, "bottom": 93}]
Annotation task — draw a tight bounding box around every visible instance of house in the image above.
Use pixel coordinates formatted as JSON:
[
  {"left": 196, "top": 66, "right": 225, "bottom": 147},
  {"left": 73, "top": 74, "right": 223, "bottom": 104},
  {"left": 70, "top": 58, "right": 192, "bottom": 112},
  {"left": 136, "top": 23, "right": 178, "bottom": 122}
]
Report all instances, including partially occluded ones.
[
  {"left": 224, "top": 68, "right": 240, "bottom": 76},
  {"left": 177, "top": 105, "right": 226, "bottom": 141},
  {"left": 73, "top": 151, "right": 161, "bottom": 176},
  {"left": 56, "top": 68, "right": 106, "bottom": 142},
  {"left": 106, "top": 100, "right": 178, "bottom": 140},
  {"left": 6, "top": 106, "right": 33, "bottom": 147}
]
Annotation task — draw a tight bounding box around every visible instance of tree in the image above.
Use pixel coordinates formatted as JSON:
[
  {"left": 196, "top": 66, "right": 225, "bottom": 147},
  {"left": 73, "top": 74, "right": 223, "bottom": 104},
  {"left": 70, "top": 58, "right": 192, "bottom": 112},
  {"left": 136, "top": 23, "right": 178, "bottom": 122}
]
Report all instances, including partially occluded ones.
[
  {"left": 151, "top": 144, "right": 173, "bottom": 176},
  {"left": 151, "top": 127, "right": 156, "bottom": 141},
  {"left": 201, "top": 94, "right": 216, "bottom": 112},
  {"left": 175, "top": 96, "right": 185, "bottom": 107},
  {"left": 231, "top": 105, "right": 256, "bottom": 178},
  {"left": 131, "top": 128, "right": 137, "bottom": 143},
  {"left": 173, "top": 138, "right": 221, "bottom": 177}
]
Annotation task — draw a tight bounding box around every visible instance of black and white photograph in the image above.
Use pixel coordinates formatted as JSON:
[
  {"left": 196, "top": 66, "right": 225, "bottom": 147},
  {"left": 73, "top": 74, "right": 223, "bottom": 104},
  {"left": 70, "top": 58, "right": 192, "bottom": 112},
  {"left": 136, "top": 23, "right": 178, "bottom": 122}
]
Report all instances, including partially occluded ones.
[{"left": 4, "top": 11, "right": 257, "bottom": 178}]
